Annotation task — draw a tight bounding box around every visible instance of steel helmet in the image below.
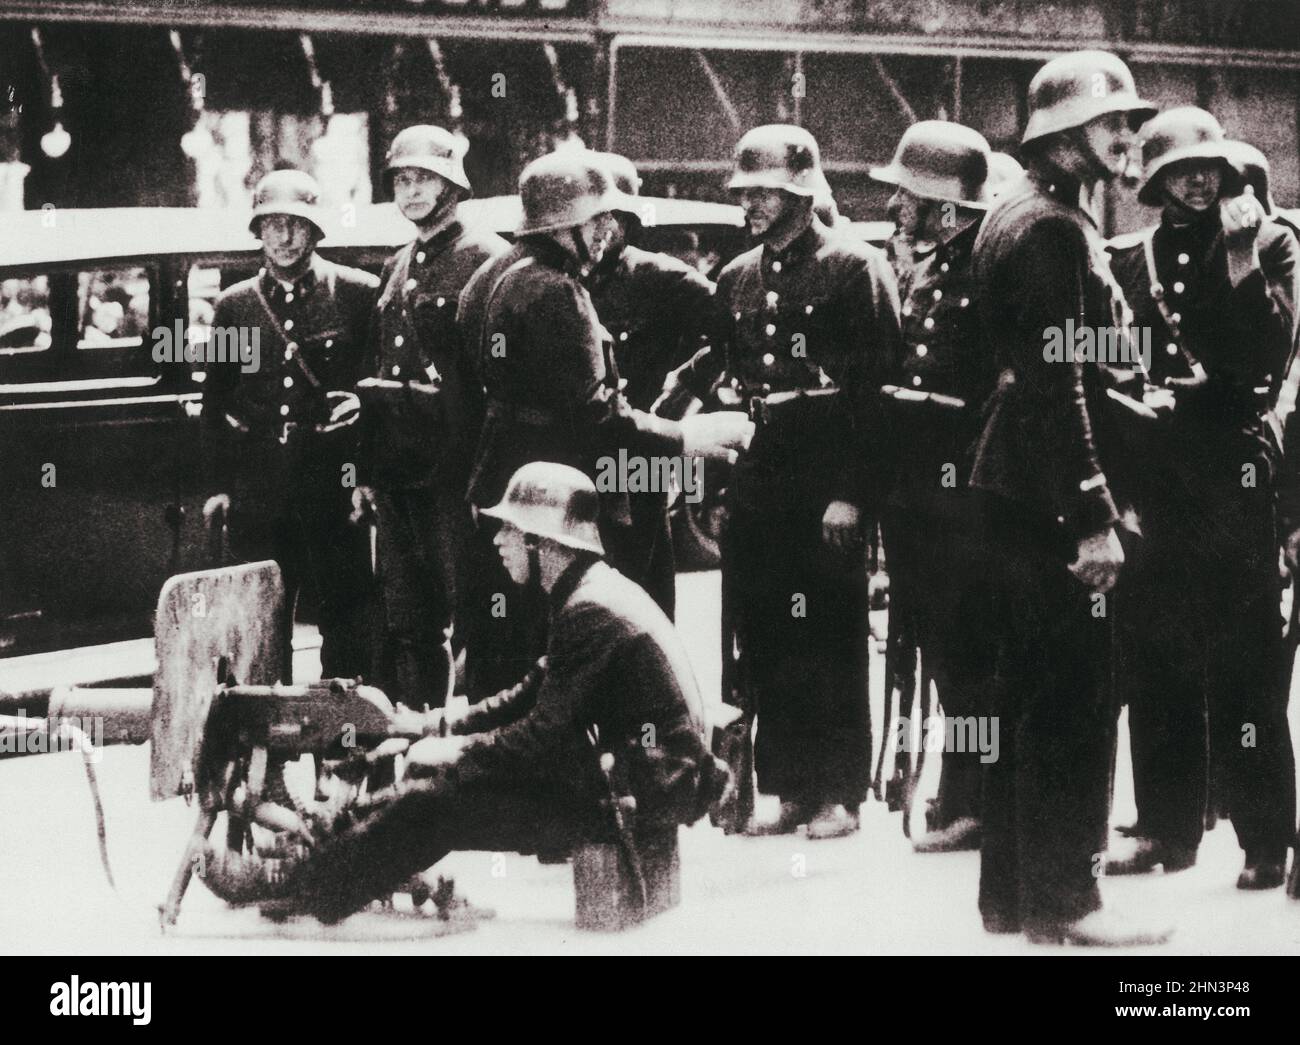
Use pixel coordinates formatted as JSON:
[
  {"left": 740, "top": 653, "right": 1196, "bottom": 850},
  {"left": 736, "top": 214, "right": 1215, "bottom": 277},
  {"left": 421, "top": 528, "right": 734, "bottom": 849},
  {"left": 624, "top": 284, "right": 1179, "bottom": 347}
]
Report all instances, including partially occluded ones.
[
  {"left": 587, "top": 150, "right": 656, "bottom": 228},
  {"left": 1137, "top": 107, "right": 1245, "bottom": 206},
  {"left": 987, "top": 152, "right": 1027, "bottom": 198},
  {"left": 385, "top": 124, "right": 471, "bottom": 195},
  {"left": 1219, "top": 139, "right": 1272, "bottom": 213},
  {"left": 249, "top": 169, "right": 326, "bottom": 239},
  {"left": 727, "top": 124, "right": 827, "bottom": 198},
  {"left": 479, "top": 461, "right": 605, "bottom": 555},
  {"left": 516, "top": 151, "right": 635, "bottom": 236},
  {"left": 1021, "top": 50, "right": 1156, "bottom": 147},
  {"left": 870, "top": 120, "right": 992, "bottom": 209}
]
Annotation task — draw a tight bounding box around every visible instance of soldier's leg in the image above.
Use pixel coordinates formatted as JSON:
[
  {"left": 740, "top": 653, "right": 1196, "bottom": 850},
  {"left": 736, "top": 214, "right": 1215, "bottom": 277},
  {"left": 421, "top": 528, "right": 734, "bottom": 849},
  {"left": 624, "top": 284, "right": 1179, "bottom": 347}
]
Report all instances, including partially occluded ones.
[
  {"left": 285, "top": 778, "right": 588, "bottom": 924},
  {"left": 1213, "top": 588, "right": 1296, "bottom": 870},
  {"left": 374, "top": 487, "right": 453, "bottom": 708},
  {"left": 1013, "top": 569, "right": 1112, "bottom": 931}
]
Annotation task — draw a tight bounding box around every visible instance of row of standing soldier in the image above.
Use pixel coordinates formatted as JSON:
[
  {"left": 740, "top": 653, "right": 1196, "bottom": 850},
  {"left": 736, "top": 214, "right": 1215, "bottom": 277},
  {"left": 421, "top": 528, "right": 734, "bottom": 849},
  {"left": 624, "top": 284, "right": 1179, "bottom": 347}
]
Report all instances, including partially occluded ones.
[{"left": 199, "top": 46, "right": 1300, "bottom": 942}]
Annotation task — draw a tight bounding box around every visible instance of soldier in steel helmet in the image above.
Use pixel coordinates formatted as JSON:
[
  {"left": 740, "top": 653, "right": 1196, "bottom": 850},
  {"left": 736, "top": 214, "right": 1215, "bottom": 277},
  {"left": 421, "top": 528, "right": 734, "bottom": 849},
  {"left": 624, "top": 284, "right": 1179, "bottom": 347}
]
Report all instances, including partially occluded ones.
[
  {"left": 871, "top": 120, "right": 999, "bottom": 853},
  {"left": 201, "top": 462, "right": 727, "bottom": 924},
  {"left": 971, "top": 51, "right": 1174, "bottom": 945},
  {"left": 355, "top": 126, "right": 508, "bottom": 711},
  {"left": 671, "top": 124, "right": 903, "bottom": 840},
  {"left": 201, "top": 169, "right": 379, "bottom": 678},
  {"left": 1105, "top": 108, "right": 1298, "bottom": 890},
  {"left": 456, "top": 151, "right": 753, "bottom": 698},
  {"left": 581, "top": 150, "right": 718, "bottom": 616}
]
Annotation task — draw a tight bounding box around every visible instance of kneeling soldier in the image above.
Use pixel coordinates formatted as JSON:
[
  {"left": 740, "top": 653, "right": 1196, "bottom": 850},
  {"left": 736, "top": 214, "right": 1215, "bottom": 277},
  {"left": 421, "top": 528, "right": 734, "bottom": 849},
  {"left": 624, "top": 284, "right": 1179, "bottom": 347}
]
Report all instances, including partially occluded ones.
[{"left": 203, "top": 462, "right": 727, "bottom": 924}]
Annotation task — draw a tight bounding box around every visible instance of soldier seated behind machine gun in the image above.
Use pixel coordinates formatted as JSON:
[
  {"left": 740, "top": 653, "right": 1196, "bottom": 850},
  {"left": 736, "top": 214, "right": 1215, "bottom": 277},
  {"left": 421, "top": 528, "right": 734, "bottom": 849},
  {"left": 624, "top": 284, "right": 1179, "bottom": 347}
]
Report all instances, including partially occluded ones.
[{"left": 199, "top": 462, "right": 728, "bottom": 926}]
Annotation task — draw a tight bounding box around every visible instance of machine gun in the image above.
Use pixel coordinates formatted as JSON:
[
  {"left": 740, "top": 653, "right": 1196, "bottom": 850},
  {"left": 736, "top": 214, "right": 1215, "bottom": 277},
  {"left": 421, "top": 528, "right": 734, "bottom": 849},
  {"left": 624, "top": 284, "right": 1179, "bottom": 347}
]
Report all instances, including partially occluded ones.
[{"left": 0, "top": 562, "right": 445, "bottom": 929}]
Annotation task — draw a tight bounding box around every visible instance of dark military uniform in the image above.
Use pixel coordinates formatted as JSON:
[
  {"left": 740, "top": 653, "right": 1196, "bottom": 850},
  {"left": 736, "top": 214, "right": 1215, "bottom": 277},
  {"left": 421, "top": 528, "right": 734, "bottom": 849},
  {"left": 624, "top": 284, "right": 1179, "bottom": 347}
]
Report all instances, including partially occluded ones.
[
  {"left": 1108, "top": 212, "right": 1299, "bottom": 868},
  {"left": 203, "top": 255, "right": 379, "bottom": 678},
  {"left": 363, "top": 217, "right": 507, "bottom": 707},
  {"left": 457, "top": 236, "right": 686, "bottom": 697},
  {"left": 882, "top": 215, "right": 997, "bottom": 830},
  {"left": 682, "top": 215, "right": 902, "bottom": 811},
  {"left": 584, "top": 244, "right": 716, "bottom": 616},
  {"left": 970, "top": 169, "right": 1130, "bottom": 933}
]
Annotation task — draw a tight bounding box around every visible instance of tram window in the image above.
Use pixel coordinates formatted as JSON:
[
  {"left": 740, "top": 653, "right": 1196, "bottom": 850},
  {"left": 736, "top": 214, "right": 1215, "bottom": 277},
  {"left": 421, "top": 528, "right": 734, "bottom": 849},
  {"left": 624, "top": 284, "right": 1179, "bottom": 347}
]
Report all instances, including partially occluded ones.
[
  {"left": 0, "top": 275, "right": 52, "bottom": 355},
  {"left": 77, "top": 266, "right": 150, "bottom": 350}
]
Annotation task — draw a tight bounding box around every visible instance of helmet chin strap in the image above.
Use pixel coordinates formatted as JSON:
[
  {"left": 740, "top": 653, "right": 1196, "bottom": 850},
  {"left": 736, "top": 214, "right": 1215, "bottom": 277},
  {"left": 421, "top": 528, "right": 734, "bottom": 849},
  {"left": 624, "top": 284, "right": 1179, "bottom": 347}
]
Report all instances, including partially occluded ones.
[
  {"left": 524, "top": 535, "right": 543, "bottom": 596},
  {"left": 569, "top": 227, "right": 593, "bottom": 271}
]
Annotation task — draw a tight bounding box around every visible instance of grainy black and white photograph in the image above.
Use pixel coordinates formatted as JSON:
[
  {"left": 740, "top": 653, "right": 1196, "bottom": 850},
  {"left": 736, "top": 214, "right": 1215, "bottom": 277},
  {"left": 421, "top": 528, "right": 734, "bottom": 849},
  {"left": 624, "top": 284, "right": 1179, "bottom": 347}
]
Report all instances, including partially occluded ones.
[{"left": 2, "top": 0, "right": 1299, "bottom": 985}]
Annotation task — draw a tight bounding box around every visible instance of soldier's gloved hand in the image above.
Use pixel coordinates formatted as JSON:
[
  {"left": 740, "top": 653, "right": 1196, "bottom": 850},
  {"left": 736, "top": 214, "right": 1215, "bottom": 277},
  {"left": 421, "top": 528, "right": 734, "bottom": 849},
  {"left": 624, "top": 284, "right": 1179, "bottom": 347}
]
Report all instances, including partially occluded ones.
[
  {"left": 1142, "top": 385, "right": 1177, "bottom": 417},
  {"left": 388, "top": 703, "right": 443, "bottom": 738},
  {"left": 1069, "top": 526, "right": 1125, "bottom": 594},
  {"left": 350, "top": 485, "right": 377, "bottom": 525},
  {"left": 1223, "top": 185, "right": 1264, "bottom": 282},
  {"left": 405, "top": 734, "right": 467, "bottom": 776},
  {"left": 680, "top": 411, "right": 755, "bottom": 464},
  {"left": 202, "top": 493, "right": 230, "bottom": 523},
  {"left": 821, "top": 500, "right": 862, "bottom": 551}
]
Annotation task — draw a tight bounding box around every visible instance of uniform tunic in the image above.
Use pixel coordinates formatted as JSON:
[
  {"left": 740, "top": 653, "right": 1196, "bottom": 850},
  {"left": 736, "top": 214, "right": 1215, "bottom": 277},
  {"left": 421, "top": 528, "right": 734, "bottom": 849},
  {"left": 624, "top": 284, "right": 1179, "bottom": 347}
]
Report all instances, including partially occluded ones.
[{"left": 202, "top": 255, "right": 379, "bottom": 678}]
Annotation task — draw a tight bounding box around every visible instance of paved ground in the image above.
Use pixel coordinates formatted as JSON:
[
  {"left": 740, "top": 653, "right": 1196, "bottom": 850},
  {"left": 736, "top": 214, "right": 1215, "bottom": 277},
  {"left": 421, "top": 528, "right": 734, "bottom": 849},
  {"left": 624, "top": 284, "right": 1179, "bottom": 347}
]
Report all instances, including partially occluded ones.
[{"left": 2, "top": 572, "right": 1299, "bottom": 955}]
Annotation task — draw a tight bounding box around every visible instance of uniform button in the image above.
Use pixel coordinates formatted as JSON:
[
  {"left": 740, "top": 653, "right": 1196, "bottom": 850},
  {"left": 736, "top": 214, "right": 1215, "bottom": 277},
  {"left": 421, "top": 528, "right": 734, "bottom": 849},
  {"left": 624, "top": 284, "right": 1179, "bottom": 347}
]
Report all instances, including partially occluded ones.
[
  {"left": 283, "top": 376, "right": 293, "bottom": 388},
  {"left": 283, "top": 350, "right": 292, "bottom": 362},
  {"left": 923, "top": 317, "right": 935, "bottom": 330},
  {"left": 258, "top": 267, "right": 266, "bottom": 278},
  {"left": 766, "top": 291, "right": 779, "bottom": 306},
  {"left": 284, "top": 292, "right": 294, "bottom": 303},
  {"left": 734, "top": 311, "right": 742, "bottom": 321},
  {"left": 940, "top": 262, "right": 950, "bottom": 273},
  {"left": 1171, "top": 313, "right": 1181, "bottom": 324},
  {"left": 805, "top": 305, "right": 813, "bottom": 315},
  {"left": 1178, "top": 252, "right": 1190, "bottom": 265},
  {"left": 392, "top": 365, "right": 401, "bottom": 377},
  {"left": 405, "top": 278, "right": 418, "bottom": 291},
  {"left": 960, "top": 296, "right": 970, "bottom": 308},
  {"left": 771, "top": 261, "right": 782, "bottom": 273},
  {"left": 765, "top": 323, "right": 776, "bottom": 336},
  {"left": 437, "top": 297, "right": 446, "bottom": 307},
  {"left": 911, "top": 375, "right": 923, "bottom": 387},
  {"left": 762, "top": 353, "right": 775, "bottom": 366},
  {"left": 283, "top": 319, "right": 294, "bottom": 331},
  {"left": 932, "top": 289, "right": 943, "bottom": 302},
  {"left": 279, "top": 404, "right": 290, "bottom": 416},
  {"left": 1166, "top": 343, "right": 1178, "bottom": 355},
  {"left": 916, "top": 344, "right": 928, "bottom": 357},
  {"left": 416, "top": 251, "right": 426, "bottom": 264},
  {"left": 394, "top": 335, "right": 404, "bottom": 347},
  {"left": 1173, "top": 281, "right": 1185, "bottom": 294},
  {"left": 902, "top": 304, "right": 912, "bottom": 317},
  {"left": 324, "top": 339, "right": 333, "bottom": 348}
]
